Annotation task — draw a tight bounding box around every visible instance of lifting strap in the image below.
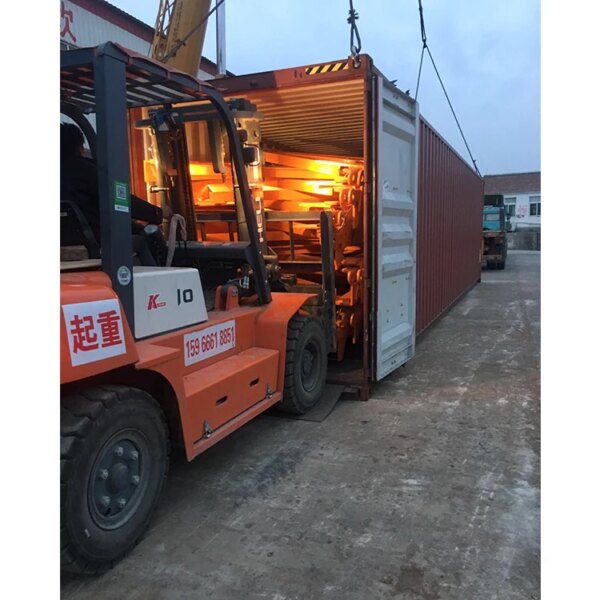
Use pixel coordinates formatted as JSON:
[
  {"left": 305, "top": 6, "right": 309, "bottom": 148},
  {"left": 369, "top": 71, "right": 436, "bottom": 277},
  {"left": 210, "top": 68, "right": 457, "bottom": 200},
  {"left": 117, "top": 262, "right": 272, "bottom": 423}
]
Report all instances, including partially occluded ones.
[
  {"left": 347, "top": 0, "right": 362, "bottom": 68},
  {"left": 166, "top": 214, "right": 187, "bottom": 267},
  {"left": 414, "top": 0, "right": 481, "bottom": 176}
]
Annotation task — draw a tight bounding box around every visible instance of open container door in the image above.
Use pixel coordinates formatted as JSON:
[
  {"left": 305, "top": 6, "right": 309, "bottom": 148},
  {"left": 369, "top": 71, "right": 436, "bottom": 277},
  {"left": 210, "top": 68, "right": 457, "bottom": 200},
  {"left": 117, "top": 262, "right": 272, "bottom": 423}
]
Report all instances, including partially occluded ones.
[{"left": 374, "top": 78, "right": 419, "bottom": 380}]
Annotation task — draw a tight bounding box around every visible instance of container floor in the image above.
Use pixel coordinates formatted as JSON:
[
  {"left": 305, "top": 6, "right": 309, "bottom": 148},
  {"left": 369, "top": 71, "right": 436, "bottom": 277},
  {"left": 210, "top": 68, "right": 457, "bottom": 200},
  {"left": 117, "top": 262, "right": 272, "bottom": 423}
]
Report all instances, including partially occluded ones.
[{"left": 61, "top": 251, "right": 540, "bottom": 600}]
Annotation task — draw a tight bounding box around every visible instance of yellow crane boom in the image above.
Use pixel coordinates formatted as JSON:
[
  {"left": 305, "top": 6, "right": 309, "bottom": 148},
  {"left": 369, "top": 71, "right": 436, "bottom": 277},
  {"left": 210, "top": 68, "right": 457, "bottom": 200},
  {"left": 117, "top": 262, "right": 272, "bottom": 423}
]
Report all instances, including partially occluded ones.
[{"left": 151, "top": 0, "right": 213, "bottom": 76}]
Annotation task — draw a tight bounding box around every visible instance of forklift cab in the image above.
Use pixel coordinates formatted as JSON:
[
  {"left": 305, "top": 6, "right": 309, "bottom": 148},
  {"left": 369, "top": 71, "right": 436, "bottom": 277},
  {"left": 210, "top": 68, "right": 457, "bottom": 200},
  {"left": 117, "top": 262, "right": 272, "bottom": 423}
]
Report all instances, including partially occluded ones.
[{"left": 60, "top": 42, "right": 271, "bottom": 335}]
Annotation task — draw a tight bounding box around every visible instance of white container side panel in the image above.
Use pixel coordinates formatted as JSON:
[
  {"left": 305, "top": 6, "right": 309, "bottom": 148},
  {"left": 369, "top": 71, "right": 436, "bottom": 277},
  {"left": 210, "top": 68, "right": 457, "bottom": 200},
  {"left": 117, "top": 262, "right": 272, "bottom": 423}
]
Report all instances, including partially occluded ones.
[{"left": 375, "top": 78, "right": 419, "bottom": 380}]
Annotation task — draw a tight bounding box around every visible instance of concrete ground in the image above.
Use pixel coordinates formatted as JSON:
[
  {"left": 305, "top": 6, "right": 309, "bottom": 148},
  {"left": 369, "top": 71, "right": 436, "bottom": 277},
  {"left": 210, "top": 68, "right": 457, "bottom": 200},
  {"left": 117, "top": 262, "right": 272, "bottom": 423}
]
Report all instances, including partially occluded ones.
[{"left": 61, "top": 251, "right": 540, "bottom": 600}]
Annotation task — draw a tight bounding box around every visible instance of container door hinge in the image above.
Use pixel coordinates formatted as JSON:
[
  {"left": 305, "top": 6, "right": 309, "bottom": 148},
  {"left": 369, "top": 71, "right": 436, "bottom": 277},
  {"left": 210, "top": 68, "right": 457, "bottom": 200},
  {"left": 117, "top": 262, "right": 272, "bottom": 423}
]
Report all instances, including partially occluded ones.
[
  {"left": 203, "top": 420, "right": 213, "bottom": 439},
  {"left": 266, "top": 384, "right": 274, "bottom": 400}
]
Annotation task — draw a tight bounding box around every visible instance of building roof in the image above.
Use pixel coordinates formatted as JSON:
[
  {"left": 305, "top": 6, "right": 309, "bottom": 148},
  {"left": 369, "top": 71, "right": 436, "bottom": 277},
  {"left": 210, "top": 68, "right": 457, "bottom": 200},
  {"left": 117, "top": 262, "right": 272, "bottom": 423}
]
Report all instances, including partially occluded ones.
[
  {"left": 71, "top": 0, "right": 229, "bottom": 77},
  {"left": 483, "top": 172, "right": 541, "bottom": 195}
]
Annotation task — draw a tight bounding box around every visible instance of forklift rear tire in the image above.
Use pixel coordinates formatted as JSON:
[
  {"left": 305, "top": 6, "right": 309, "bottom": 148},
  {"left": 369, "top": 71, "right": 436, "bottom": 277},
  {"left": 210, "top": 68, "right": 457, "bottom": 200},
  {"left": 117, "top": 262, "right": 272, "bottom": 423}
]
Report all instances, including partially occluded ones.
[
  {"left": 279, "top": 315, "right": 327, "bottom": 415},
  {"left": 61, "top": 385, "right": 169, "bottom": 574}
]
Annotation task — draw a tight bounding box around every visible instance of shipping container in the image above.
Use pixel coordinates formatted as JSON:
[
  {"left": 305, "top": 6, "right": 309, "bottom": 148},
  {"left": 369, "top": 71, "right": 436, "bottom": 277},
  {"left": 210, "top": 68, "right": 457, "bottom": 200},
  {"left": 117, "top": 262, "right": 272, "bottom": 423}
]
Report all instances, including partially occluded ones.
[
  {"left": 417, "top": 118, "right": 484, "bottom": 335},
  {"left": 129, "top": 54, "right": 482, "bottom": 399}
]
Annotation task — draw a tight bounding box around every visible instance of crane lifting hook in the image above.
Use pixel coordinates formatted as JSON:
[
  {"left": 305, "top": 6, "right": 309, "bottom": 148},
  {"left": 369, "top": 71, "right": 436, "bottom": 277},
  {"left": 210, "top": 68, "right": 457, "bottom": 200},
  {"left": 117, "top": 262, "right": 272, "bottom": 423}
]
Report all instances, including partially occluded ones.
[{"left": 347, "top": 0, "right": 362, "bottom": 68}]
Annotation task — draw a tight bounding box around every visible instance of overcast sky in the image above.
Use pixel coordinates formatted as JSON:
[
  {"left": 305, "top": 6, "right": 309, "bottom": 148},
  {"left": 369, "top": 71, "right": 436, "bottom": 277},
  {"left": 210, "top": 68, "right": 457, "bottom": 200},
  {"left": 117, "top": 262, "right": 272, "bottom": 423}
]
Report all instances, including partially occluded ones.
[{"left": 110, "top": 0, "right": 540, "bottom": 176}]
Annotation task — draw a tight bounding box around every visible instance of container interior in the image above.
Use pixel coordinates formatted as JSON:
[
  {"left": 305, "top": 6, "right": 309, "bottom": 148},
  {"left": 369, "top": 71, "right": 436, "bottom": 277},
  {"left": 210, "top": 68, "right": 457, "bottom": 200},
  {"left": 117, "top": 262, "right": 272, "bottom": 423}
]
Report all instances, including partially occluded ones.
[{"left": 139, "top": 77, "right": 369, "bottom": 365}]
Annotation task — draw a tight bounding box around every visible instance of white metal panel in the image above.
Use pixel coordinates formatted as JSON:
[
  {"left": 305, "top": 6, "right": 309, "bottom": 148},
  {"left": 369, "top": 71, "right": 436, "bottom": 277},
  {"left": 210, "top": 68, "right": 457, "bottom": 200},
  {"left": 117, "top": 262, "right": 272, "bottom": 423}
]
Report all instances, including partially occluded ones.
[
  {"left": 133, "top": 267, "right": 207, "bottom": 339},
  {"left": 375, "top": 79, "right": 419, "bottom": 380}
]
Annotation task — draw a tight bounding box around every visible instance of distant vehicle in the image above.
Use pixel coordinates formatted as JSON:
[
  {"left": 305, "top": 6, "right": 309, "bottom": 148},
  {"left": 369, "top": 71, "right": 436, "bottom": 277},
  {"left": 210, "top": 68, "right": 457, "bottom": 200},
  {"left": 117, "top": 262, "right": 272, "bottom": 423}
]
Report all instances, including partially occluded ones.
[{"left": 482, "top": 194, "right": 507, "bottom": 270}]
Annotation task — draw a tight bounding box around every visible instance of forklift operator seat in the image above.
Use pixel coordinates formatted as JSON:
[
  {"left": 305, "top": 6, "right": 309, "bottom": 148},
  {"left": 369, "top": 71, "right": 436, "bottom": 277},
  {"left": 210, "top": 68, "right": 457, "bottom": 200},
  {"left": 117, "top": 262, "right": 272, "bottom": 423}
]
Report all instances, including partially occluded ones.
[
  {"left": 60, "top": 200, "right": 101, "bottom": 259},
  {"left": 60, "top": 199, "right": 166, "bottom": 266}
]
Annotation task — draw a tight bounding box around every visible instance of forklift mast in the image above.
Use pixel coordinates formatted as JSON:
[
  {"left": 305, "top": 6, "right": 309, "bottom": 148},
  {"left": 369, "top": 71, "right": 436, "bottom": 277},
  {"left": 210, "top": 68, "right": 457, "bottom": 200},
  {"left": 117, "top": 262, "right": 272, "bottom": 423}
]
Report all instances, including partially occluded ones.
[
  {"left": 148, "top": 0, "right": 270, "bottom": 254},
  {"left": 148, "top": 108, "right": 198, "bottom": 240}
]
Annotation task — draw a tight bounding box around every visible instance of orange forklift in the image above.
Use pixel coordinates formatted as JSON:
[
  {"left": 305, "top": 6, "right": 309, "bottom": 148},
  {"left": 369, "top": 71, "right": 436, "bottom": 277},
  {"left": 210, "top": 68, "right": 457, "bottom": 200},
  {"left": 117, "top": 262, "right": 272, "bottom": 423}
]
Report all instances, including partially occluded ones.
[{"left": 60, "top": 43, "right": 327, "bottom": 573}]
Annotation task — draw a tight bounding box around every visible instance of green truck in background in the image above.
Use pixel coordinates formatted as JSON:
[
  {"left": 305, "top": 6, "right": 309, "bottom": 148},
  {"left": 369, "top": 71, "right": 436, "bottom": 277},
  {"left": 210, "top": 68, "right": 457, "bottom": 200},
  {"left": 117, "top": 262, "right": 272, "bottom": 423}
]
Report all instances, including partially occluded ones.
[{"left": 482, "top": 194, "right": 508, "bottom": 270}]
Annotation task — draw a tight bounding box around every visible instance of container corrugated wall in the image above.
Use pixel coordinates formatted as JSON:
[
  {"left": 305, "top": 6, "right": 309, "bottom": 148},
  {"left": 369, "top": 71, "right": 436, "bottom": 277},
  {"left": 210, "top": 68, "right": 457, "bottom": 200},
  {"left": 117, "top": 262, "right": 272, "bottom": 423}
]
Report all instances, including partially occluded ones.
[{"left": 416, "top": 117, "right": 484, "bottom": 336}]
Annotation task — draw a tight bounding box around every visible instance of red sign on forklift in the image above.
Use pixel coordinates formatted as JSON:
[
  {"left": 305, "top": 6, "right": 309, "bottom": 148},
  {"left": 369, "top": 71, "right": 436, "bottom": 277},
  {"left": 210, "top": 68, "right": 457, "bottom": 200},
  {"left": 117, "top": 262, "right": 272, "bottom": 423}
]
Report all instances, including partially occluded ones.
[
  {"left": 184, "top": 320, "right": 236, "bottom": 366},
  {"left": 62, "top": 299, "right": 127, "bottom": 366}
]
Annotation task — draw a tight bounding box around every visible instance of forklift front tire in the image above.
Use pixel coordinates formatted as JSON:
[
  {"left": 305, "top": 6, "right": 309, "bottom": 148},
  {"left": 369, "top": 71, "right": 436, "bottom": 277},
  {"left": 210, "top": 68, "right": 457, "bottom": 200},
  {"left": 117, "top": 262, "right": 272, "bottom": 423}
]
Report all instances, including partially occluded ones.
[
  {"left": 279, "top": 315, "right": 327, "bottom": 415},
  {"left": 60, "top": 385, "right": 169, "bottom": 574}
]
